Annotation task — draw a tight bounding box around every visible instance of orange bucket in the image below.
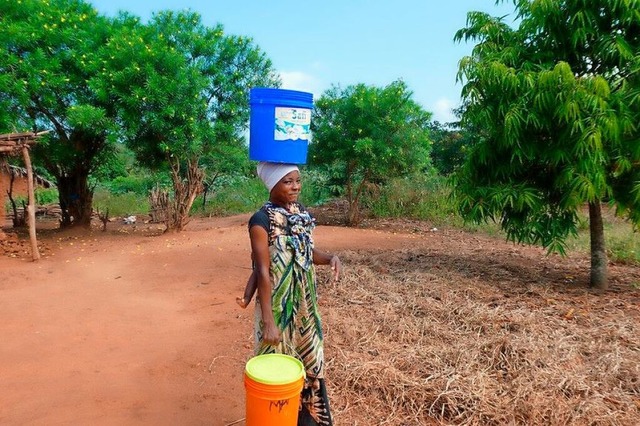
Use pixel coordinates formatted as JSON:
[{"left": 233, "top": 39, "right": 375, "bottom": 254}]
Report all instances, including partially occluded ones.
[{"left": 244, "top": 354, "right": 305, "bottom": 426}]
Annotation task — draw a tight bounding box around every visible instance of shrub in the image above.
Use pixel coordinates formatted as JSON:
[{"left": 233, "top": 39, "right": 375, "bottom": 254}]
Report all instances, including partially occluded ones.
[
  {"left": 106, "top": 175, "right": 159, "bottom": 195},
  {"left": 93, "top": 189, "right": 150, "bottom": 217},
  {"left": 198, "top": 175, "right": 265, "bottom": 216},
  {"left": 368, "top": 174, "right": 460, "bottom": 225}
]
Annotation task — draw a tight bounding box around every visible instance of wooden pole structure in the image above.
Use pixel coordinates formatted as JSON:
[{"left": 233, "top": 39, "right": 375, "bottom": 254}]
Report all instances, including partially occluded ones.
[
  {"left": 21, "top": 146, "right": 40, "bottom": 261},
  {"left": 1, "top": 130, "right": 48, "bottom": 259}
]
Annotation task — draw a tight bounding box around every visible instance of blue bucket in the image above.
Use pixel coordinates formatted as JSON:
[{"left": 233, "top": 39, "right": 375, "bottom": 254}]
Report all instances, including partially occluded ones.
[{"left": 249, "top": 88, "right": 313, "bottom": 164}]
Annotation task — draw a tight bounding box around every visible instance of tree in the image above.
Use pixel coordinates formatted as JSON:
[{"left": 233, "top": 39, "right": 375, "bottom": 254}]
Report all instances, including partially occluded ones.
[
  {"left": 453, "top": 0, "right": 640, "bottom": 289},
  {"left": 429, "top": 121, "right": 473, "bottom": 176},
  {"left": 311, "top": 81, "right": 432, "bottom": 225},
  {"left": 104, "top": 10, "right": 279, "bottom": 231},
  {"left": 1, "top": 0, "right": 120, "bottom": 227}
]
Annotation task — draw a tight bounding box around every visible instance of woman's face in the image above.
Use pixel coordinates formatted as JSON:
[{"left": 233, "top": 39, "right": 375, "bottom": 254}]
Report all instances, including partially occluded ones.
[{"left": 270, "top": 170, "right": 301, "bottom": 206}]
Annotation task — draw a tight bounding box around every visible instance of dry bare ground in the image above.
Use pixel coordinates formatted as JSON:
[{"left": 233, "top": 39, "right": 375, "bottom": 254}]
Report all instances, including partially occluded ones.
[{"left": 1, "top": 210, "right": 639, "bottom": 425}]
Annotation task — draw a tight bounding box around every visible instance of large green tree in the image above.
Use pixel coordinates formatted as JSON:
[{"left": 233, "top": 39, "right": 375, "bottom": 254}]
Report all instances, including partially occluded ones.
[
  {"left": 1, "top": 0, "right": 119, "bottom": 227},
  {"left": 454, "top": 0, "right": 640, "bottom": 289},
  {"left": 2, "top": 2, "right": 278, "bottom": 231},
  {"left": 311, "top": 80, "right": 432, "bottom": 225},
  {"left": 102, "top": 10, "right": 279, "bottom": 231}
]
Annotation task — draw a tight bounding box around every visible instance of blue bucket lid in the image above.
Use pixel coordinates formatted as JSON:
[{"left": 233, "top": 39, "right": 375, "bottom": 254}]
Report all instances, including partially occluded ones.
[
  {"left": 250, "top": 87, "right": 313, "bottom": 107},
  {"left": 245, "top": 354, "right": 305, "bottom": 385}
]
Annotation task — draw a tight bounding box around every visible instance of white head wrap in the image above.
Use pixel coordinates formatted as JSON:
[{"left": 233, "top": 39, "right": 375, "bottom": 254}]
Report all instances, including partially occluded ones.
[{"left": 256, "top": 162, "right": 299, "bottom": 193}]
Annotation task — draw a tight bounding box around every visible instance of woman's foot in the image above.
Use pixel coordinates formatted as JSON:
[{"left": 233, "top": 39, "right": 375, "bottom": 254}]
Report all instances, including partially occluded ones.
[{"left": 236, "top": 297, "right": 248, "bottom": 309}]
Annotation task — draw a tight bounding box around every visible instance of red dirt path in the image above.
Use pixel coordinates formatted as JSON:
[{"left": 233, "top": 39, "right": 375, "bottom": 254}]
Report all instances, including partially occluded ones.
[{"left": 0, "top": 214, "right": 421, "bottom": 425}]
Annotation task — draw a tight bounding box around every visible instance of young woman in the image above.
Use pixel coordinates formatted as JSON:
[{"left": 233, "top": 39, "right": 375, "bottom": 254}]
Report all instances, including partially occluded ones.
[{"left": 242, "top": 162, "right": 341, "bottom": 426}]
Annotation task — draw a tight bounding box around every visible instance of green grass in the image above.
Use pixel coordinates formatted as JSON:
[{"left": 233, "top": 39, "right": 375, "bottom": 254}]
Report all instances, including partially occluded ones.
[
  {"left": 565, "top": 210, "right": 640, "bottom": 265},
  {"left": 197, "top": 176, "right": 266, "bottom": 216},
  {"left": 367, "top": 174, "right": 500, "bottom": 234},
  {"left": 368, "top": 175, "right": 458, "bottom": 223},
  {"left": 93, "top": 189, "right": 150, "bottom": 217},
  {"left": 367, "top": 175, "right": 639, "bottom": 265}
]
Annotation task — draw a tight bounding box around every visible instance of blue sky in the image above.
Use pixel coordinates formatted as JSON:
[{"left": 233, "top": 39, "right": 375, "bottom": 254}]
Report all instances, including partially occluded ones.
[{"left": 90, "top": 0, "right": 516, "bottom": 123}]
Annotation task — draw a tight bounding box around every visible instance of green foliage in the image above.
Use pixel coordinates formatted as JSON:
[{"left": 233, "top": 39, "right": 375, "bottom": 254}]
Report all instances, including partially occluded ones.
[
  {"left": 197, "top": 167, "right": 333, "bottom": 217},
  {"left": 1, "top": 0, "right": 122, "bottom": 226},
  {"left": 35, "top": 188, "right": 59, "bottom": 205},
  {"left": 92, "top": 188, "right": 150, "bottom": 217},
  {"left": 2, "top": 187, "right": 58, "bottom": 209},
  {"left": 299, "top": 168, "right": 336, "bottom": 206},
  {"left": 199, "top": 175, "right": 265, "bottom": 216},
  {"left": 0, "top": 1, "right": 279, "bottom": 229},
  {"left": 429, "top": 121, "right": 473, "bottom": 175},
  {"left": 98, "top": 10, "right": 279, "bottom": 230},
  {"left": 368, "top": 174, "right": 461, "bottom": 225},
  {"left": 103, "top": 10, "right": 279, "bottom": 170},
  {"left": 453, "top": 1, "right": 640, "bottom": 261},
  {"left": 105, "top": 175, "right": 158, "bottom": 195},
  {"left": 311, "top": 80, "right": 433, "bottom": 224}
]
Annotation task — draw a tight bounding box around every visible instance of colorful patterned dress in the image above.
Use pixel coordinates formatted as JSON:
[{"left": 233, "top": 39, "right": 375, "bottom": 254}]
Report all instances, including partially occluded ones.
[{"left": 250, "top": 201, "right": 333, "bottom": 426}]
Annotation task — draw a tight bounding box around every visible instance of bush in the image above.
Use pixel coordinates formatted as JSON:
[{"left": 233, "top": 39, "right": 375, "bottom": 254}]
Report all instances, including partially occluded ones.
[
  {"left": 300, "top": 168, "right": 335, "bottom": 206},
  {"left": 35, "top": 187, "right": 59, "bottom": 205},
  {"left": 106, "top": 175, "right": 159, "bottom": 195},
  {"left": 93, "top": 189, "right": 150, "bottom": 217},
  {"left": 198, "top": 175, "right": 265, "bottom": 216},
  {"left": 196, "top": 168, "right": 336, "bottom": 217},
  {"left": 367, "top": 175, "right": 460, "bottom": 225}
]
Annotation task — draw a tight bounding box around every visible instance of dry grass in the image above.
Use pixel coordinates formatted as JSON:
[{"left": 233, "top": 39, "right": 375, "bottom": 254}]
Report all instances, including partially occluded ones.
[{"left": 319, "top": 246, "right": 640, "bottom": 426}]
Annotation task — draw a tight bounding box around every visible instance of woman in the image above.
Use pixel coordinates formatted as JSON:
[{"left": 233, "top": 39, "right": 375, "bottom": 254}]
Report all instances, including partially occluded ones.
[{"left": 247, "top": 161, "right": 341, "bottom": 426}]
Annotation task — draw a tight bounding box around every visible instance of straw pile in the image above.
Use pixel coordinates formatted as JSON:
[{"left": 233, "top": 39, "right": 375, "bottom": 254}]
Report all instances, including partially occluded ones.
[{"left": 319, "top": 247, "right": 640, "bottom": 426}]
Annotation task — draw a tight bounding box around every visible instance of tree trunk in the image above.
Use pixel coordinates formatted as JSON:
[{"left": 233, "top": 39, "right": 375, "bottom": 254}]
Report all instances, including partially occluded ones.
[
  {"left": 0, "top": 158, "right": 7, "bottom": 235},
  {"left": 7, "top": 170, "right": 24, "bottom": 227},
  {"left": 57, "top": 170, "right": 93, "bottom": 228},
  {"left": 589, "top": 200, "right": 608, "bottom": 290},
  {"left": 347, "top": 172, "right": 370, "bottom": 227},
  {"left": 166, "top": 157, "right": 204, "bottom": 232},
  {"left": 200, "top": 172, "right": 219, "bottom": 211},
  {"left": 347, "top": 199, "right": 360, "bottom": 226},
  {"left": 201, "top": 183, "right": 209, "bottom": 210}
]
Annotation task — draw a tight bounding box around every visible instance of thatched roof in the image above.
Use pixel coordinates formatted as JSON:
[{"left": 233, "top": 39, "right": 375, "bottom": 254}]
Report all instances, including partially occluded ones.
[
  {"left": 1, "top": 131, "right": 53, "bottom": 188},
  {"left": 3, "top": 164, "right": 55, "bottom": 188}
]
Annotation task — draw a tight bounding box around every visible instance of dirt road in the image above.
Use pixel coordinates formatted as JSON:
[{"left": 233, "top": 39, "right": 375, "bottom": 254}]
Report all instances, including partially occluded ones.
[{"left": 0, "top": 215, "right": 420, "bottom": 425}]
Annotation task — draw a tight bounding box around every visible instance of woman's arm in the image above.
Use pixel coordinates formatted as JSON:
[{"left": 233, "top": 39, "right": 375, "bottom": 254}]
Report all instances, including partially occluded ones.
[
  {"left": 250, "top": 224, "right": 281, "bottom": 345},
  {"left": 313, "top": 248, "right": 341, "bottom": 282}
]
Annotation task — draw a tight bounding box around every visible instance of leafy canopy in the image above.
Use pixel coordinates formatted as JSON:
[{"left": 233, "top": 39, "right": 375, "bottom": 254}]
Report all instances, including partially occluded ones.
[
  {"left": 100, "top": 10, "right": 280, "bottom": 170},
  {"left": 311, "top": 80, "right": 432, "bottom": 184},
  {"left": 453, "top": 0, "right": 640, "bottom": 254},
  {"left": 0, "top": 0, "right": 120, "bottom": 172},
  {"left": 310, "top": 80, "right": 432, "bottom": 224}
]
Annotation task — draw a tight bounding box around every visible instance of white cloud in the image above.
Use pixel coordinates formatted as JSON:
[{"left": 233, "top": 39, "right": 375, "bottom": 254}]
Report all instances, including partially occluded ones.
[
  {"left": 279, "top": 70, "right": 326, "bottom": 99},
  {"left": 432, "top": 97, "right": 457, "bottom": 123}
]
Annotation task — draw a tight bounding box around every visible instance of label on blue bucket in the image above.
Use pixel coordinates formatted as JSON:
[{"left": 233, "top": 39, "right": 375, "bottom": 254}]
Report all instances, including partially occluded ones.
[{"left": 274, "top": 107, "right": 311, "bottom": 141}]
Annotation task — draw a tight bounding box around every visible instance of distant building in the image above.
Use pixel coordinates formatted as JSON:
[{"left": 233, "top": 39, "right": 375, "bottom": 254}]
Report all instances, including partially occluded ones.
[{"left": 1, "top": 163, "right": 54, "bottom": 227}]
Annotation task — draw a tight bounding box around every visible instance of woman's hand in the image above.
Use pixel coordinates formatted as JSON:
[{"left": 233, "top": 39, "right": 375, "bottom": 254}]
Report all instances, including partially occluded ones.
[
  {"left": 313, "top": 249, "right": 342, "bottom": 282},
  {"left": 330, "top": 255, "right": 341, "bottom": 282},
  {"left": 261, "top": 321, "right": 282, "bottom": 346}
]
